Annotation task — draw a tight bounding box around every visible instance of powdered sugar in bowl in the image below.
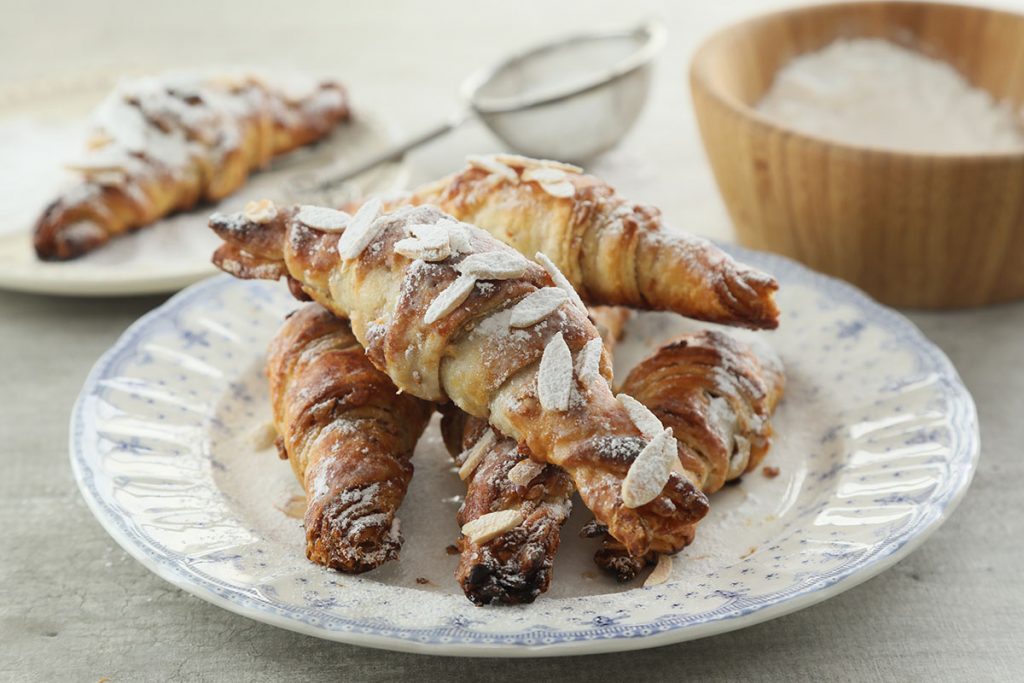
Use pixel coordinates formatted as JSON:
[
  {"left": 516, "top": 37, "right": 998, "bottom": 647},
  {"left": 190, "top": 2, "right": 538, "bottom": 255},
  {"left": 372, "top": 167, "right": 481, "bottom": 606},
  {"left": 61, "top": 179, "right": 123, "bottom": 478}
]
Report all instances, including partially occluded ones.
[{"left": 691, "top": 2, "right": 1024, "bottom": 308}]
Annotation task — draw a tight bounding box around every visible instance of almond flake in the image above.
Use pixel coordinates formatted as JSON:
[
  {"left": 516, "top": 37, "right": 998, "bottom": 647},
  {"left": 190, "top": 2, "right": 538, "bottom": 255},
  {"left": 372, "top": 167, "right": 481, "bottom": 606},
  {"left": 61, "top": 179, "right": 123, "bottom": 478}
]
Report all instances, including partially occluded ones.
[
  {"left": 617, "top": 393, "right": 665, "bottom": 440},
  {"left": 241, "top": 199, "right": 278, "bottom": 225},
  {"left": 394, "top": 237, "right": 451, "bottom": 262},
  {"left": 337, "top": 197, "right": 383, "bottom": 259},
  {"left": 461, "top": 509, "right": 525, "bottom": 545},
  {"left": 644, "top": 554, "right": 673, "bottom": 587},
  {"left": 466, "top": 154, "right": 519, "bottom": 181},
  {"left": 507, "top": 459, "right": 546, "bottom": 486},
  {"left": 537, "top": 332, "right": 573, "bottom": 412},
  {"left": 458, "top": 429, "right": 496, "bottom": 480},
  {"left": 296, "top": 204, "right": 350, "bottom": 232},
  {"left": 493, "top": 154, "right": 582, "bottom": 174},
  {"left": 539, "top": 180, "right": 576, "bottom": 198},
  {"left": 535, "top": 251, "right": 586, "bottom": 311},
  {"left": 457, "top": 251, "right": 529, "bottom": 280},
  {"left": 621, "top": 428, "right": 677, "bottom": 508},
  {"left": 508, "top": 287, "right": 569, "bottom": 328},
  {"left": 575, "top": 337, "right": 604, "bottom": 386},
  {"left": 424, "top": 274, "right": 477, "bottom": 324},
  {"left": 522, "top": 167, "right": 567, "bottom": 184},
  {"left": 446, "top": 221, "right": 475, "bottom": 254}
]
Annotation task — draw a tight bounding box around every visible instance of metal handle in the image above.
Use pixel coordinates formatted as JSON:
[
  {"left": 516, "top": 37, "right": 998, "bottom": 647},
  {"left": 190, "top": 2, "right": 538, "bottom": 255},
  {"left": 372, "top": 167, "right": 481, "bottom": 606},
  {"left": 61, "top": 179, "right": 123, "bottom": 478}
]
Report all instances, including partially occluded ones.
[{"left": 309, "top": 109, "right": 470, "bottom": 193}]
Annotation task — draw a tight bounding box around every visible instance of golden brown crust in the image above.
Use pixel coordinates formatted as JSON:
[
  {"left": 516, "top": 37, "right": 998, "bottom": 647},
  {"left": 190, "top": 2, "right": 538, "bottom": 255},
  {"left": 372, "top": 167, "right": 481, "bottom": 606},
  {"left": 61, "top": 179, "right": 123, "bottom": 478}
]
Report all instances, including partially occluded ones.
[
  {"left": 211, "top": 203, "right": 709, "bottom": 557},
  {"left": 35, "top": 73, "right": 349, "bottom": 260},
  {"left": 439, "top": 408, "right": 573, "bottom": 605},
  {"left": 400, "top": 156, "right": 779, "bottom": 329},
  {"left": 266, "top": 304, "right": 432, "bottom": 573}
]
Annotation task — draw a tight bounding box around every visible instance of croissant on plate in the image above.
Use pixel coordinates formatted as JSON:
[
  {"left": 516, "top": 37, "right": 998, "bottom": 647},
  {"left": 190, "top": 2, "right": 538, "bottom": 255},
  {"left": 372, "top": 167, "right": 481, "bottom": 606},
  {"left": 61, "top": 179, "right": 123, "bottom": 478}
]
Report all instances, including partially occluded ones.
[
  {"left": 389, "top": 154, "right": 779, "bottom": 329},
  {"left": 587, "top": 329, "right": 786, "bottom": 581},
  {"left": 210, "top": 201, "right": 709, "bottom": 558},
  {"left": 435, "top": 306, "right": 631, "bottom": 605},
  {"left": 35, "top": 71, "right": 349, "bottom": 260},
  {"left": 266, "top": 303, "right": 433, "bottom": 573}
]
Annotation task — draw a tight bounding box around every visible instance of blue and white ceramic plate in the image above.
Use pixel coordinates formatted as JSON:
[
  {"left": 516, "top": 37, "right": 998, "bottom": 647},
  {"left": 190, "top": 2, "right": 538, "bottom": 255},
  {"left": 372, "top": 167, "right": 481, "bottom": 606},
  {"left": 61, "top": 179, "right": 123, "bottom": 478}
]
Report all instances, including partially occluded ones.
[{"left": 70, "top": 245, "right": 979, "bottom": 656}]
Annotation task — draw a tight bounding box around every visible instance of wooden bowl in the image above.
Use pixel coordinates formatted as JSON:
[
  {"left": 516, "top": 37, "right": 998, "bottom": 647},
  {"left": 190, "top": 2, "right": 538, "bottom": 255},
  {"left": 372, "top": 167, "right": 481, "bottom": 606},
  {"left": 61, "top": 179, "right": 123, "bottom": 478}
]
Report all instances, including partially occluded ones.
[{"left": 690, "top": 1, "right": 1024, "bottom": 308}]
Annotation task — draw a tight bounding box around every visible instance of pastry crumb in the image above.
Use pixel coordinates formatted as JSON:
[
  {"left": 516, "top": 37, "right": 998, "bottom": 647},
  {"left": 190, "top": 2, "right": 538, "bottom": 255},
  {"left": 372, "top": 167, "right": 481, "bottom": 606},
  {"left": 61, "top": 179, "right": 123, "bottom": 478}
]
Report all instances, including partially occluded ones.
[
  {"left": 445, "top": 544, "right": 459, "bottom": 556},
  {"left": 762, "top": 465, "right": 781, "bottom": 478},
  {"left": 415, "top": 577, "right": 431, "bottom": 585}
]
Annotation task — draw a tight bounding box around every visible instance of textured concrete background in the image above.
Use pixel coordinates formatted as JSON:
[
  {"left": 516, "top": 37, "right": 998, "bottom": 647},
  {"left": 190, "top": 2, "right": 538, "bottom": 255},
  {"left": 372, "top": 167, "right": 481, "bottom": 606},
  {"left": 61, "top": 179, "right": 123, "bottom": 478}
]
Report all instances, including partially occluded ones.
[{"left": 1, "top": 1, "right": 1021, "bottom": 680}]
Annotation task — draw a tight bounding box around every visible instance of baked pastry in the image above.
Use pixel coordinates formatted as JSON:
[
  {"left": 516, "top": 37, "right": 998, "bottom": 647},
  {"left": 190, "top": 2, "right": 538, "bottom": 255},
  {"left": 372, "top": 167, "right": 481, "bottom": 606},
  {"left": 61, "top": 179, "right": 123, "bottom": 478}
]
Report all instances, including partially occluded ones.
[
  {"left": 266, "top": 303, "right": 433, "bottom": 573},
  {"left": 437, "top": 306, "right": 630, "bottom": 605},
  {"left": 391, "top": 154, "right": 779, "bottom": 329},
  {"left": 587, "top": 330, "right": 786, "bottom": 580},
  {"left": 35, "top": 71, "right": 349, "bottom": 260},
  {"left": 210, "top": 202, "right": 710, "bottom": 557},
  {"left": 440, "top": 408, "right": 574, "bottom": 605}
]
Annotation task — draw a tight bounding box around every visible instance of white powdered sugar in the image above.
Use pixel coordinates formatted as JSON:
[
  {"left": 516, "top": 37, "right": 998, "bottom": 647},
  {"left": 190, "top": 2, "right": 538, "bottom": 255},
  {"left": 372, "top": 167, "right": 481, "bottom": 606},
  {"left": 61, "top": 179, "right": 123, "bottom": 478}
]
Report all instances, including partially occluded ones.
[
  {"left": 457, "top": 251, "right": 529, "bottom": 280},
  {"left": 507, "top": 459, "right": 546, "bottom": 486},
  {"left": 575, "top": 337, "right": 604, "bottom": 386},
  {"left": 458, "top": 429, "right": 497, "bottom": 480},
  {"left": 757, "top": 38, "right": 1024, "bottom": 153},
  {"left": 621, "top": 428, "right": 677, "bottom": 508},
  {"left": 424, "top": 273, "right": 477, "bottom": 324},
  {"left": 616, "top": 393, "right": 665, "bottom": 440},
  {"left": 644, "top": 553, "right": 673, "bottom": 587},
  {"left": 537, "top": 332, "right": 574, "bottom": 412},
  {"left": 296, "top": 205, "right": 350, "bottom": 232},
  {"left": 535, "top": 252, "right": 586, "bottom": 312},
  {"left": 445, "top": 221, "right": 475, "bottom": 254},
  {"left": 337, "top": 197, "right": 383, "bottom": 259},
  {"left": 244, "top": 199, "right": 278, "bottom": 225},
  {"left": 508, "top": 287, "right": 569, "bottom": 328},
  {"left": 461, "top": 509, "right": 525, "bottom": 545}
]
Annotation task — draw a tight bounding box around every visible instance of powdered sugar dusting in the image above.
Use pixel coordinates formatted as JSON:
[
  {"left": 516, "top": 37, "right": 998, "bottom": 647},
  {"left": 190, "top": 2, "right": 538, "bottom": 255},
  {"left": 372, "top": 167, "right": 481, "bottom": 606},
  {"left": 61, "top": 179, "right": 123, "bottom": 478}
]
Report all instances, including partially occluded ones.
[
  {"left": 508, "top": 287, "right": 569, "bottom": 328},
  {"left": 621, "top": 428, "right": 677, "bottom": 508},
  {"left": 244, "top": 199, "right": 278, "bottom": 225},
  {"left": 537, "top": 332, "right": 573, "bottom": 412}
]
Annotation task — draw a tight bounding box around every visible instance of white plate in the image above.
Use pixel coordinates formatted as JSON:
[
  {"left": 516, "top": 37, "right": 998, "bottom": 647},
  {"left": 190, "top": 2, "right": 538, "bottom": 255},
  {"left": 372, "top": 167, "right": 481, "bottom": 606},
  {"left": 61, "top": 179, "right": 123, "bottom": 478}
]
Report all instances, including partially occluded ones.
[
  {"left": 70, "top": 245, "right": 979, "bottom": 656},
  {"left": 0, "top": 78, "right": 406, "bottom": 296}
]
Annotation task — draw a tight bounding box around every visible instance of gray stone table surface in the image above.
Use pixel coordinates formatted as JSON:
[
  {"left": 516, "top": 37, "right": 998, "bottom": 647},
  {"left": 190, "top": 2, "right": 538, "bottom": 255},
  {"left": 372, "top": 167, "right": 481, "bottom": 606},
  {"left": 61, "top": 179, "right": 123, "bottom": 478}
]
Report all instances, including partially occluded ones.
[{"left": 1, "top": 1, "right": 1021, "bottom": 680}]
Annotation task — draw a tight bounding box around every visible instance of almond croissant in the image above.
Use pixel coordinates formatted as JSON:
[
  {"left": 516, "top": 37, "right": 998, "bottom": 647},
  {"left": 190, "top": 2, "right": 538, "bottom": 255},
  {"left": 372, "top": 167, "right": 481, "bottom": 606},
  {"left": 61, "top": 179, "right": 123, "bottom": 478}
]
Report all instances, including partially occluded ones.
[
  {"left": 210, "top": 202, "right": 709, "bottom": 557},
  {"left": 267, "top": 303, "right": 433, "bottom": 573},
  {"left": 35, "top": 71, "right": 349, "bottom": 260},
  {"left": 393, "top": 154, "right": 779, "bottom": 329}
]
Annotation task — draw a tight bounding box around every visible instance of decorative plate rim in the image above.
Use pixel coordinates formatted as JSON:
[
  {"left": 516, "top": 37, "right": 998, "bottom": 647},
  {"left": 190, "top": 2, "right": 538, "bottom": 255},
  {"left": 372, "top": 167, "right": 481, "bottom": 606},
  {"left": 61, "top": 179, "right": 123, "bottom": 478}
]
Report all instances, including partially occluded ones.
[{"left": 69, "top": 244, "right": 980, "bottom": 657}]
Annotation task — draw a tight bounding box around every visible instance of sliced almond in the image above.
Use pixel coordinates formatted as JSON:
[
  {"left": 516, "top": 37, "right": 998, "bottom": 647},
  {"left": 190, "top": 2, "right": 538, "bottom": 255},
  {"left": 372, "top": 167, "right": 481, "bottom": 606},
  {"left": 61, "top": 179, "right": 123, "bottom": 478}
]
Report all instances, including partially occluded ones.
[
  {"left": 535, "top": 251, "right": 586, "bottom": 312},
  {"left": 296, "top": 204, "right": 349, "bottom": 232},
  {"left": 424, "top": 274, "right": 477, "bottom": 324},
  {"left": 457, "top": 251, "right": 529, "bottom": 280},
  {"left": 508, "top": 287, "right": 569, "bottom": 328},
  {"left": 537, "top": 332, "right": 574, "bottom": 412},
  {"left": 522, "top": 167, "right": 567, "bottom": 184},
  {"left": 538, "top": 180, "right": 576, "bottom": 198},
  {"left": 461, "top": 509, "right": 525, "bottom": 545},
  {"left": 458, "top": 430, "right": 496, "bottom": 480},
  {"left": 493, "top": 154, "right": 582, "bottom": 174},
  {"left": 336, "top": 197, "right": 383, "bottom": 259},
  {"left": 466, "top": 154, "right": 518, "bottom": 181},
  {"left": 644, "top": 554, "right": 673, "bottom": 587},
  {"left": 616, "top": 393, "right": 665, "bottom": 440},
  {"left": 394, "top": 236, "right": 451, "bottom": 262},
  {"left": 507, "top": 459, "right": 546, "bottom": 486},
  {"left": 621, "top": 428, "right": 677, "bottom": 508},
  {"left": 244, "top": 199, "right": 279, "bottom": 225},
  {"left": 575, "top": 337, "right": 605, "bottom": 386}
]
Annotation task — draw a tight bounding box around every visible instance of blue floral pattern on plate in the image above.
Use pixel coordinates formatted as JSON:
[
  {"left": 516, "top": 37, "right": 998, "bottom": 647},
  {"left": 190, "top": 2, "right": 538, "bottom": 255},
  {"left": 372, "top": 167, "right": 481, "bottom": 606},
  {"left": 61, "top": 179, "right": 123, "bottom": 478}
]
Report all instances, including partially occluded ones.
[{"left": 70, "top": 245, "right": 979, "bottom": 657}]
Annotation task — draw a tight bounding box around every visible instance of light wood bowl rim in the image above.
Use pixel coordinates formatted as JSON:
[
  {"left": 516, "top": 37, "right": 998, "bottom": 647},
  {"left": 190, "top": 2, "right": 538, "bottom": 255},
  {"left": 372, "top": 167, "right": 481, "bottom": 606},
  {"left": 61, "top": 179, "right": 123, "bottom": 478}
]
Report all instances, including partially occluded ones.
[{"left": 690, "top": 0, "right": 1024, "bottom": 163}]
